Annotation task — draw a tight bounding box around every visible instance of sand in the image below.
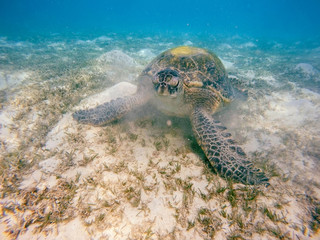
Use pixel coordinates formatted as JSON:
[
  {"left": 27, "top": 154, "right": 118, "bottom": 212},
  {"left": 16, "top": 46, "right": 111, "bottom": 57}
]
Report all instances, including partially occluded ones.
[{"left": 1, "top": 42, "right": 320, "bottom": 239}]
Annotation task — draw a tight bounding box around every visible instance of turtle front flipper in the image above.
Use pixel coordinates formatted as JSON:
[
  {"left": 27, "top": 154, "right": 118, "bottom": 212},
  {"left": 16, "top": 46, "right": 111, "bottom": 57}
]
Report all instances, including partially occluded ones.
[
  {"left": 73, "top": 93, "right": 148, "bottom": 126},
  {"left": 190, "top": 107, "right": 269, "bottom": 185}
]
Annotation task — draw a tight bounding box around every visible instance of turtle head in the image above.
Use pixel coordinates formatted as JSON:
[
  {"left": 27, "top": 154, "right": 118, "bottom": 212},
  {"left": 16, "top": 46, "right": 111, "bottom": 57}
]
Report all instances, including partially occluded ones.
[{"left": 152, "top": 68, "right": 182, "bottom": 98}]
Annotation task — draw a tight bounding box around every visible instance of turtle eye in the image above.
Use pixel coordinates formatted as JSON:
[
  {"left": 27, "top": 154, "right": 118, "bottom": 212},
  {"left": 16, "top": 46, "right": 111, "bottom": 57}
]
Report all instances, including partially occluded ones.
[{"left": 168, "top": 76, "right": 179, "bottom": 87}]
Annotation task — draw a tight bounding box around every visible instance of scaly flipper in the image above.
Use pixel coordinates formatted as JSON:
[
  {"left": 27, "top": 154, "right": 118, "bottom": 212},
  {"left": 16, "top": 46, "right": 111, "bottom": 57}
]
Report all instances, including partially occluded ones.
[
  {"left": 191, "top": 107, "right": 269, "bottom": 185},
  {"left": 72, "top": 93, "right": 148, "bottom": 126}
]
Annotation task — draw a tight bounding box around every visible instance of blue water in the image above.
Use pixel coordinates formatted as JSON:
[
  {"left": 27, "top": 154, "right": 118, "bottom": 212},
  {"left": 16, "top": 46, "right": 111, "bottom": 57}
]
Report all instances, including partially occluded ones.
[{"left": 1, "top": 0, "right": 320, "bottom": 40}]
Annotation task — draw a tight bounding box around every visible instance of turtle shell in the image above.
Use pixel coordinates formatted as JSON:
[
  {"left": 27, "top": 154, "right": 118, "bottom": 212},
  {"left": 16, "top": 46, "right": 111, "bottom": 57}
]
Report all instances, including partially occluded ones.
[{"left": 142, "top": 46, "right": 232, "bottom": 99}]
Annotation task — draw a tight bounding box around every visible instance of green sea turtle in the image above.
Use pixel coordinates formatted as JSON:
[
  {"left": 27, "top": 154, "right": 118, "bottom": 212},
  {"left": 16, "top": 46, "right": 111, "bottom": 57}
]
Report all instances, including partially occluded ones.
[{"left": 73, "top": 46, "right": 269, "bottom": 185}]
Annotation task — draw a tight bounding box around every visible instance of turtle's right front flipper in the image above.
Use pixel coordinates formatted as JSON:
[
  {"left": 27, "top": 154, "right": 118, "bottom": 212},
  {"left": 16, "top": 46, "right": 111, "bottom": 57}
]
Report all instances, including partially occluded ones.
[
  {"left": 73, "top": 93, "right": 148, "bottom": 126},
  {"left": 191, "top": 107, "right": 269, "bottom": 185}
]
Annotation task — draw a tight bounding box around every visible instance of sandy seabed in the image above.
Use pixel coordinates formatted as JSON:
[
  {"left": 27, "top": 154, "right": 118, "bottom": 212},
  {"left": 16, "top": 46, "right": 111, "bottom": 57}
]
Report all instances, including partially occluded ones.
[{"left": 0, "top": 35, "right": 320, "bottom": 239}]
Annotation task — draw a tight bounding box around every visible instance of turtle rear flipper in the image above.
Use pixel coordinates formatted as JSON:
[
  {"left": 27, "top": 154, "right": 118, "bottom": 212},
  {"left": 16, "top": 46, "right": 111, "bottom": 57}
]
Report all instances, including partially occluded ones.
[
  {"left": 73, "top": 93, "right": 148, "bottom": 126},
  {"left": 191, "top": 107, "right": 269, "bottom": 185}
]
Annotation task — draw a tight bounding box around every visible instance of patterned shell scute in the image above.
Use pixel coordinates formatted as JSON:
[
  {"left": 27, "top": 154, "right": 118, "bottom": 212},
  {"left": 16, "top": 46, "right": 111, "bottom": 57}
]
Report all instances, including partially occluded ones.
[{"left": 142, "top": 46, "right": 230, "bottom": 98}]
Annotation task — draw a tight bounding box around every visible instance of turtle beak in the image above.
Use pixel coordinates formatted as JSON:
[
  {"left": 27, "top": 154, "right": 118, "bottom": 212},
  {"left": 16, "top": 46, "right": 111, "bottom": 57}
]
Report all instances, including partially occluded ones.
[
  {"left": 154, "top": 81, "right": 179, "bottom": 98},
  {"left": 156, "top": 86, "right": 179, "bottom": 99},
  {"left": 156, "top": 82, "right": 170, "bottom": 96},
  {"left": 157, "top": 85, "right": 170, "bottom": 96}
]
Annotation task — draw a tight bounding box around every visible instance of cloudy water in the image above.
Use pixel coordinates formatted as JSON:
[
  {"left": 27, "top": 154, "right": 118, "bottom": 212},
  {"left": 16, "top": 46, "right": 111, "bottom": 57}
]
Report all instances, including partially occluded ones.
[{"left": 0, "top": 1, "right": 320, "bottom": 239}]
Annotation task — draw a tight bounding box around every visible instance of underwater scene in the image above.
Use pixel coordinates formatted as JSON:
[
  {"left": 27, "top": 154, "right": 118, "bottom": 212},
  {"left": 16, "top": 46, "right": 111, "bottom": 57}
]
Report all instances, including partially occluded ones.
[{"left": 1, "top": 1, "right": 320, "bottom": 239}]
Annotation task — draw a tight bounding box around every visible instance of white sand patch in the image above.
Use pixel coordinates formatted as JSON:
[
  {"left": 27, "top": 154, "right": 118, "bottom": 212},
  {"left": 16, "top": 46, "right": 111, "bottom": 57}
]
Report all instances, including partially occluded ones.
[
  {"left": 192, "top": 177, "right": 210, "bottom": 195},
  {"left": 39, "top": 156, "right": 60, "bottom": 173},
  {"left": 16, "top": 217, "right": 89, "bottom": 240},
  {"left": 76, "top": 39, "right": 95, "bottom": 45},
  {"left": 183, "top": 40, "right": 193, "bottom": 46},
  {"left": 102, "top": 171, "right": 128, "bottom": 184},
  {"left": 61, "top": 166, "right": 95, "bottom": 182},
  {"left": 0, "top": 38, "right": 32, "bottom": 48},
  {"left": 146, "top": 196, "right": 176, "bottom": 234},
  {"left": 241, "top": 70, "right": 256, "bottom": 80},
  {"left": 75, "top": 35, "right": 112, "bottom": 45},
  {"left": 158, "top": 42, "right": 174, "bottom": 47},
  {"left": 0, "top": 71, "right": 32, "bottom": 90},
  {"left": 131, "top": 146, "right": 154, "bottom": 171},
  {"left": 45, "top": 112, "right": 74, "bottom": 150},
  {"left": 240, "top": 42, "right": 257, "bottom": 48},
  {"left": 137, "top": 48, "right": 156, "bottom": 60},
  {"left": 295, "top": 63, "right": 319, "bottom": 75},
  {"left": 0, "top": 53, "right": 6, "bottom": 60},
  {"left": 54, "top": 218, "right": 89, "bottom": 240},
  {"left": 92, "top": 50, "right": 142, "bottom": 82},
  {"left": 228, "top": 74, "right": 239, "bottom": 79},
  {"left": 221, "top": 59, "right": 235, "bottom": 70},
  {"left": 176, "top": 163, "right": 203, "bottom": 180},
  {"left": 42, "top": 175, "right": 59, "bottom": 189},
  {"left": 95, "top": 36, "right": 113, "bottom": 42},
  {"left": 238, "top": 69, "right": 280, "bottom": 86},
  {"left": 97, "top": 50, "right": 137, "bottom": 67},
  {"left": 244, "top": 132, "right": 281, "bottom": 152},
  {"left": 19, "top": 170, "right": 43, "bottom": 190},
  {"left": 75, "top": 81, "right": 137, "bottom": 109},
  {"left": 0, "top": 110, "right": 20, "bottom": 150},
  {"left": 264, "top": 91, "right": 318, "bottom": 129},
  {"left": 258, "top": 75, "right": 277, "bottom": 85},
  {"left": 219, "top": 43, "right": 232, "bottom": 49},
  {"left": 47, "top": 42, "right": 66, "bottom": 50}
]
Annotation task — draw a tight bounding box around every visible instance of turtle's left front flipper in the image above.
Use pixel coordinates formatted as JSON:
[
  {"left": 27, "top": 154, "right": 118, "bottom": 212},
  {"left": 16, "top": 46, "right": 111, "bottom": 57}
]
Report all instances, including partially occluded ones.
[
  {"left": 190, "top": 107, "right": 269, "bottom": 185},
  {"left": 73, "top": 92, "right": 148, "bottom": 126}
]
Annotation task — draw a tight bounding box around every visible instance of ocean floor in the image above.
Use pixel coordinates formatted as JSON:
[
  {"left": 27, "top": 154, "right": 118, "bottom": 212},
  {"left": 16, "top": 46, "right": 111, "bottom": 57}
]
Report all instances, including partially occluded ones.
[{"left": 0, "top": 34, "right": 320, "bottom": 239}]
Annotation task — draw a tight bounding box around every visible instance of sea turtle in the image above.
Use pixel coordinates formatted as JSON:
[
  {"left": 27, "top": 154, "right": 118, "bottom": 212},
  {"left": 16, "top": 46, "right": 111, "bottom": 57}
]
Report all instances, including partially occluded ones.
[{"left": 73, "top": 46, "right": 269, "bottom": 185}]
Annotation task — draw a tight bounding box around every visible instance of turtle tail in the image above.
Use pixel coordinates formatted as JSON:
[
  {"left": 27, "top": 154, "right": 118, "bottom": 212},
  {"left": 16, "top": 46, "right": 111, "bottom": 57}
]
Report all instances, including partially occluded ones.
[
  {"left": 73, "top": 93, "right": 148, "bottom": 126},
  {"left": 190, "top": 107, "right": 269, "bottom": 185}
]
